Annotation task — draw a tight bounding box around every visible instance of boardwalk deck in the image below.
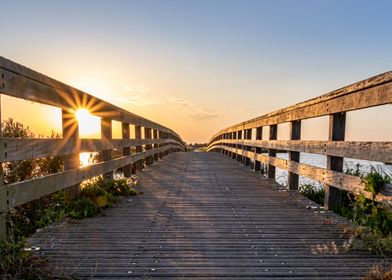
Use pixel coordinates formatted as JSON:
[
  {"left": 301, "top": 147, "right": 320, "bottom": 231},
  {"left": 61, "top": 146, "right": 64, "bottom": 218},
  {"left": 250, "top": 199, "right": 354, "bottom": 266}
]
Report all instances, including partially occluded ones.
[{"left": 29, "top": 152, "right": 388, "bottom": 279}]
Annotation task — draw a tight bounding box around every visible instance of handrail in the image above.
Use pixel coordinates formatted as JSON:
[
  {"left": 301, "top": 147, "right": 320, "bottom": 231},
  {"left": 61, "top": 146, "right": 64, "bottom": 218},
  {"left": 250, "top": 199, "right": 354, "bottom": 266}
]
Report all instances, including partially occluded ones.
[
  {"left": 207, "top": 71, "right": 392, "bottom": 210},
  {"left": 0, "top": 57, "right": 186, "bottom": 239},
  {"left": 0, "top": 56, "right": 183, "bottom": 139},
  {"left": 209, "top": 71, "right": 392, "bottom": 141}
]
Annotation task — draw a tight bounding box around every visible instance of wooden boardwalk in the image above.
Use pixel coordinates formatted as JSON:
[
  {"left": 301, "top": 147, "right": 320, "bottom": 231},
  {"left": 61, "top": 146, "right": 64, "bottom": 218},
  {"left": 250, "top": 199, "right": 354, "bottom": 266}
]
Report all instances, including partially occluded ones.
[{"left": 29, "top": 152, "right": 387, "bottom": 279}]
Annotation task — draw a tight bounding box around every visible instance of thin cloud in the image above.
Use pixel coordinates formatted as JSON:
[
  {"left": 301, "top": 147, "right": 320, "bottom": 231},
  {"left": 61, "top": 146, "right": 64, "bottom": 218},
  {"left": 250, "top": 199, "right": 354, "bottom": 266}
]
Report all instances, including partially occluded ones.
[
  {"left": 168, "top": 96, "right": 193, "bottom": 107},
  {"left": 106, "top": 67, "right": 126, "bottom": 78},
  {"left": 188, "top": 108, "right": 219, "bottom": 121},
  {"left": 124, "top": 84, "right": 151, "bottom": 94},
  {"left": 116, "top": 93, "right": 160, "bottom": 107}
]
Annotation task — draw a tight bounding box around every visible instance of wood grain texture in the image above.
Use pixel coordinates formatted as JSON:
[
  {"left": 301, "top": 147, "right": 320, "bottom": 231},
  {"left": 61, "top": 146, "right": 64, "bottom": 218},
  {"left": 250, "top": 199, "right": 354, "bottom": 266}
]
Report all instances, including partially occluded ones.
[
  {"left": 208, "top": 139, "right": 392, "bottom": 163},
  {"left": 28, "top": 152, "right": 389, "bottom": 279},
  {"left": 0, "top": 138, "right": 183, "bottom": 162}
]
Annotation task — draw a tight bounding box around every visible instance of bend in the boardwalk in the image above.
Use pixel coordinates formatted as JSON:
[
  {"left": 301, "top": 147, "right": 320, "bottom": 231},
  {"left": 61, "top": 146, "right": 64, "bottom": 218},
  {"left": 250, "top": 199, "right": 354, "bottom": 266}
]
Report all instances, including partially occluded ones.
[{"left": 29, "top": 152, "right": 388, "bottom": 279}]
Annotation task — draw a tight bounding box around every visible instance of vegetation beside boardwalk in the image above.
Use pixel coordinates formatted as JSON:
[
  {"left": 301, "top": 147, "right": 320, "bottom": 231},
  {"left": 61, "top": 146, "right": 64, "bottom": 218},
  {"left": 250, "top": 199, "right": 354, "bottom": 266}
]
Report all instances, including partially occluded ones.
[
  {"left": 0, "top": 118, "right": 140, "bottom": 280},
  {"left": 299, "top": 164, "right": 392, "bottom": 257},
  {"left": 1, "top": 177, "right": 140, "bottom": 280}
]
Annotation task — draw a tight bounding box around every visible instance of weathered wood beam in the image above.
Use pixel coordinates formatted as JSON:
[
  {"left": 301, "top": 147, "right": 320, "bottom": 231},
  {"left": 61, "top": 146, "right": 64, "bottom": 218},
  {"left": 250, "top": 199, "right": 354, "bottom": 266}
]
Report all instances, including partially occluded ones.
[
  {"left": 254, "top": 127, "right": 262, "bottom": 171},
  {"left": 144, "top": 127, "right": 153, "bottom": 166},
  {"left": 208, "top": 139, "right": 392, "bottom": 164},
  {"left": 0, "top": 138, "right": 180, "bottom": 162},
  {"left": 101, "top": 118, "right": 113, "bottom": 181},
  {"left": 122, "top": 122, "right": 131, "bottom": 177},
  {"left": 324, "top": 113, "right": 346, "bottom": 211},
  {"left": 62, "top": 109, "right": 80, "bottom": 198},
  {"left": 268, "top": 125, "right": 277, "bottom": 179},
  {"left": 134, "top": 126, "right": 143, "bottom": 171},
  {"left": 288, "top": 120, "right": 301, "bottom": 190}
]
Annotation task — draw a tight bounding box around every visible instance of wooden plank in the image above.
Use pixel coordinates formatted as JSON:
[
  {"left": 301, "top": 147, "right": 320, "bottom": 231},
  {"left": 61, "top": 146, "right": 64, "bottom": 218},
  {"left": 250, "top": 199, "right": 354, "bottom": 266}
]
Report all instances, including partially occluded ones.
[
  {"left": 28, "top": 152, "right": 387, "bottom": 279},
  {"left": 210, "top": 145, "right": 392, "bottom": 206},
  {"left": 209, "top": 71, "right": 392, "bottom": 139},
  {"left": 0, "top": 138, "right": 180, "bottom": 162},
  {"left": 208, "top": 139, "right": 392, "bottom": 163},
  {"left": 2, "top": 146, "right": 175, "bottom": 211}
]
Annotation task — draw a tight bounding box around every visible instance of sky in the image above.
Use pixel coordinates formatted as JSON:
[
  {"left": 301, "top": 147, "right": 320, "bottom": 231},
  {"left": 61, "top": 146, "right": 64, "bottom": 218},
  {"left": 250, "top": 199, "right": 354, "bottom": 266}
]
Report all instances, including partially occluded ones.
[{"left": 1, "top": 0, "right": 392, "bottom": 143}]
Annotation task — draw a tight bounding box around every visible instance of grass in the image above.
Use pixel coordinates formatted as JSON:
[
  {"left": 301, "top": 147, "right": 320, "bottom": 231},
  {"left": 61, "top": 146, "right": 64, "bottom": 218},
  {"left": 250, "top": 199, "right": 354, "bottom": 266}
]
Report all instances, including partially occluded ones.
[
  {"left": 299, "top": 184, "right": 325, "bottom": 205},
  {"left": 2, "top": 176, "right": 139, "bottom": 279},
  {"left": 364, "top": 264, "right": 392, "bottom": 280},
  {"left": 0, "top": 238, "right": 73, "bottom": 280},
  {"left": 299, "top": 165, "right": 392, "bottom": 256}
]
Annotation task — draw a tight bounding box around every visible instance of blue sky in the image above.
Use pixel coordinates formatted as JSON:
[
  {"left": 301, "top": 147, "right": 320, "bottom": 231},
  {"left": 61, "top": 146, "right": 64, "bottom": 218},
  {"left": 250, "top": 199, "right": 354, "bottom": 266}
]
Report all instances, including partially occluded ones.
[{"left": 1, "top": 0, "right": 392, "bottom": 142}]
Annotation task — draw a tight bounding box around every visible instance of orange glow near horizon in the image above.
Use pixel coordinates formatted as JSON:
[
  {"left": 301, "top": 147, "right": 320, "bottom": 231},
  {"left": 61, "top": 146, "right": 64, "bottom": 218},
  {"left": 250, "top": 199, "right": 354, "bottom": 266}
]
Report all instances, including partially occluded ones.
[{"left": 75, "top": 108, "right": 101, "bottom": 138}]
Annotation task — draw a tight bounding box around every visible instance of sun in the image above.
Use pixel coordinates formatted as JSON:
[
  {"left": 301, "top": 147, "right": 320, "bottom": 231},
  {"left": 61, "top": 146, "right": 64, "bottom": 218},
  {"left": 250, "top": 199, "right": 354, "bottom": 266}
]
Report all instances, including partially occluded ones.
[
  {"left": 75, "top": 108, "right": 101, "bottom": 138},
  {"left": 75, "top": 108, "right": 91, "bottom": 123}
]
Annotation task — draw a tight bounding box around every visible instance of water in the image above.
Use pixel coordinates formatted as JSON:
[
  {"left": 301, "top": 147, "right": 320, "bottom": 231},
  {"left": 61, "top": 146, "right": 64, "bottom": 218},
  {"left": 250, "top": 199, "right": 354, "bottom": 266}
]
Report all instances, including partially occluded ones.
[{"left": 269, "top": 153, "right": 392, "bottom": 189}]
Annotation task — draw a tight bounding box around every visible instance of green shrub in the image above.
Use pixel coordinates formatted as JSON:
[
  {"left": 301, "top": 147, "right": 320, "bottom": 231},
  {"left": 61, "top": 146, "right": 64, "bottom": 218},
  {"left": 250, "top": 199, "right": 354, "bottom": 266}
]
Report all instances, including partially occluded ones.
[
  {"left": 0, "top": 238, "right": 71, "bottom": 279},
  {"left": 341, "top": 192, "right": 392, "bottom": 255},
  {"left": 299, "top": 184, "right": 325, "bottom": 205},
  {"left": 364, "top": 170, "right": 391, "bottom": 195},
  {"left": 67, "top": 197, "right": 101, "bottom": 219}
]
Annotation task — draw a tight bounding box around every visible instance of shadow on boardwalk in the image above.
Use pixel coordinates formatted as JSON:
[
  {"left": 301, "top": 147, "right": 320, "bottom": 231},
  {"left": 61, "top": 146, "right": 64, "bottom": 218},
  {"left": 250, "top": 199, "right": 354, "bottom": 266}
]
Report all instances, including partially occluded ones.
[{"left": 29, "top": 152, "right": 388, "bottom": 279}]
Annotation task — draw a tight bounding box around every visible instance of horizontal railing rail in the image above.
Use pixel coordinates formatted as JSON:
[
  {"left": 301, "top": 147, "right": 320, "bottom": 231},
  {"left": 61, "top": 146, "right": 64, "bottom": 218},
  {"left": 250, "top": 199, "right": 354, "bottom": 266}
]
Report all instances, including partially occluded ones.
[
  {"left": 1, "top": 138, "right": 182, "bottom": 162},
  {"left": 0, "top": 145, "right": 178, "bottom": 212},
  {"left": 0, "top": 56, "right": 186, "bottom": 239},
  {"left": 207, "top": 71, "right": 392, "bottom": 210}
]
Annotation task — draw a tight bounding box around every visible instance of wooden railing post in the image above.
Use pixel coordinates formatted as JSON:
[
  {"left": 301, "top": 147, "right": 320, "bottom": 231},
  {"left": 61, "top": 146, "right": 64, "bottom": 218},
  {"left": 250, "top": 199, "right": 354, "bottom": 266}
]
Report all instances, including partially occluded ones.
[
  {"left": 245, "top": 129, "right": 252, "bottom": 167},
  {"left": 0, "top": 94, "right": 6, "bottom": 240},
  {"left": 101, "top": 118, "right": 113, "bottom": 181},
  {"left": 222, "top": 134, "right": 226, "bottom": 155},
  {"left": 144, "top": 127, "right": 153, "bottom": 166},
  {"left": 325, "top": 112, "right": 346, "bottom": 211},
  {"left": 164, "top": 132, "right": 169, "bottom": 156},
  {"left": 134, "top": 125, "right": 143, "bottom": 171},
  {"left": 254, "top": 127, "right": 263, "bottom": 171},
  {"left": 62, "top": 109, "right": 80, "bottom": 198},
  {"left": 226, "top": 133, "right": 231, "bottom": 157},
  {"left": 232, "top": 132, "right": 236, "bottom": 159},
  {"left": 122, "top": 122, "right": 131, "bottom": 177},
  {"left": 268, "top": 125, "right": 278, "bottom": 179},
  {"left": 158, "top": 131, "right": 164, "bottom": 159},
  {"left": 288, "top": 120, "right": 301, "bottom": 190},
  {"left": 153, "top": 129, "right": 159, "bottom": 161},
  {"left": 0, "top": 170, "right": 5, "bottom": 241},
  {"left": 236, "top": 131, "right": 241, "bottom": 162}
]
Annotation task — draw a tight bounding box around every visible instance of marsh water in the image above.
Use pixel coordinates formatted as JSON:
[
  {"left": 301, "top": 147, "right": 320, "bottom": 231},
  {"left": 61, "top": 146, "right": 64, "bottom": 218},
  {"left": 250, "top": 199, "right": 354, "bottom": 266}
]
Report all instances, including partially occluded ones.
[{"left": 267, "top": 152, "right": 392, "bottom": 189}]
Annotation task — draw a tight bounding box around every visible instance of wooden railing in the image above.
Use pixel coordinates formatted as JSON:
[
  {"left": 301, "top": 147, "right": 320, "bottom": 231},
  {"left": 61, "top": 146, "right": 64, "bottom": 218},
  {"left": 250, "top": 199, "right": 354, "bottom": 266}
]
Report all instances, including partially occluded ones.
[
  {"left": 207, "top": 71, "right": 392, "bottom": 210},
  {"left": 0, "top": 56, "right": 186, "bottom": 239}
]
